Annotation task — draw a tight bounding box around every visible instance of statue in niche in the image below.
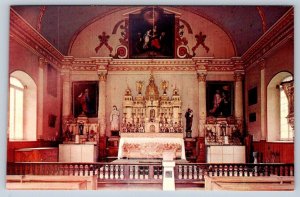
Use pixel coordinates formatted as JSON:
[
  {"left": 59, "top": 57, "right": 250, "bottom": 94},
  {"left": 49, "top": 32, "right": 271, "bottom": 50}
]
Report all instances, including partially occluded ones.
[
  {"left": 110, "top": 105, "right": 120, "bottom": 132},
  {"left": 136, "top": 80, "right": 144, "bottom": 95},
  {"left": 150, "top": 109, "right": 155, "bottom": 122},
  {"left": 145, "top": 74, "right": 159, "bottom": 100},
  {"left": 160, "top": 80, "right": 169, "bottom": 94}
]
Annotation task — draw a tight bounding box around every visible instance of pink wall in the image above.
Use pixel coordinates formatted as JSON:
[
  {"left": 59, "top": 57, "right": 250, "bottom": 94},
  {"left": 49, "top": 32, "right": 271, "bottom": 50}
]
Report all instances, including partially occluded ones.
[
  {"left": 9, "top": 38, "right": 62, "bottom": 142},
  {"left": 245, "top": 40, "right": 294, "bottom": 141},
  {"left": 69, "top": 6, "right": 235, "bottom": 58}
]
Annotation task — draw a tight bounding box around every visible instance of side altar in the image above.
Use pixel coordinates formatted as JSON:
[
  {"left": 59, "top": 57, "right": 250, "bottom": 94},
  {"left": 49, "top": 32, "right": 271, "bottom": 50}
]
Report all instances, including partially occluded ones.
[{"left": 117, "top": 74, "right": 186, "bottom": 160}]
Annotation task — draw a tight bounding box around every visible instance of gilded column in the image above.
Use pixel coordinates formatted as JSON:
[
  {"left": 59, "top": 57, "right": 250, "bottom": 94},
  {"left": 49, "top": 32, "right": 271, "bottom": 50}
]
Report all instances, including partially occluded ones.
[
  {"left": 234, "top": 72, "right": 244, "bottom": 131},
  {"left": 259, "top": 60, "right": 267, "bottom": 140},
  {"left": 37, "top": 57, "right": 46, "bottom": 139},
  {"left": 197, "top": 72, "right": 207, "bottom": 137},
  {"left": 98, "top": 70, "right": 107, "bottom": 137}
]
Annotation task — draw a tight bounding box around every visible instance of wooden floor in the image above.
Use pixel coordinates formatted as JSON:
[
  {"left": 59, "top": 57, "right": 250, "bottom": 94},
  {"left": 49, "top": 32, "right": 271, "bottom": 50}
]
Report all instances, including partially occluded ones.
[{"left": 97, "top": 183, "right": 205, "bottom": 191}]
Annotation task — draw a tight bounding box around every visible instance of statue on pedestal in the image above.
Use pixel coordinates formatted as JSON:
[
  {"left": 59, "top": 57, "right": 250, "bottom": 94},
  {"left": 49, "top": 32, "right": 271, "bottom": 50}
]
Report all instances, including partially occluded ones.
[
  {"left": 185, "top": 108, "right": 193, "bottom": 137},
  {"left": 110, "top": 105, "right": 120, "bottom": 136}
]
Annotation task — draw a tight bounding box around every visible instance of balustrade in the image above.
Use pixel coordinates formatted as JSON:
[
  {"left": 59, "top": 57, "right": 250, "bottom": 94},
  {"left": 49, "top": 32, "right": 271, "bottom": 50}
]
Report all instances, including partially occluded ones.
[{"left": 7, "top": 162, "right": 293, "bottom": 184}]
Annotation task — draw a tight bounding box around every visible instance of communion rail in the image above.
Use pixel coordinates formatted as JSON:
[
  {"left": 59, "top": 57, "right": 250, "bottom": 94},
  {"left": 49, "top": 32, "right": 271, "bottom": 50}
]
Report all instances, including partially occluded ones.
[{"left": 7, "top": 162, "right": 294, "bottom": 184}]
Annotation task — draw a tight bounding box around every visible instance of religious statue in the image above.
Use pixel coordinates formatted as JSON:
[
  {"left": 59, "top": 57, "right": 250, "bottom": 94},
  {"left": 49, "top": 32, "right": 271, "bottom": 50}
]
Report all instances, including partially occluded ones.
[
  {"left": 185, "top": 108, "right": 193, "bottom": 137},
  {"left": 136, "top": 80, "right": 144, "bottom": 95},
  {"left": 145, "top": 74, "right": 159, "bottom": 100},
  {"left": 125, "top": 87, "right": 132, "bottom": 96},
  {"left": 160, "top": 80, "right": 169, "bottom": 94},
  {"left": 110, "top": 105, "right": 120, "bottom": 133}
]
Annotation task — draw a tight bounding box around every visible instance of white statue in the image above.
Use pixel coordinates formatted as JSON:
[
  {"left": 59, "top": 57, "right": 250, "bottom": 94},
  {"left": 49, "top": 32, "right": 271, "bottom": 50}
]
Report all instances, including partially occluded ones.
[{"left": 110, "top": 105, "right": 120, "bottom": 131}]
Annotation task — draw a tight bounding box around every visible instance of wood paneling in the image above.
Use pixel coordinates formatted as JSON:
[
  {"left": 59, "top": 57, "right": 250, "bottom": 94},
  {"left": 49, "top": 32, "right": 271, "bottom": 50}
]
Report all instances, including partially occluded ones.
[
  {"left": 253, "top": 140, "right": 294, "bottom": 163},
  {"left": 7, "top": 140, "right": 58, "bottom": 162}
]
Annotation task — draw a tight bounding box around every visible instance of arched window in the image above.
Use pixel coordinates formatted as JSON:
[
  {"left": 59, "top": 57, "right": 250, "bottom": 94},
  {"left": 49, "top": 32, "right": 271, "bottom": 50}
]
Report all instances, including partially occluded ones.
[
  {"left": 279, "top": 76, "right": 293, "bottom": 140},
  {"left": 9, "top": 71, "right": 37, "bottom": 141},
  {"left": 9, "top": 77, "right": 24, "bottom": 140},
  {"left": 267, "top": 72, "right": 293, "bottom": 142}
]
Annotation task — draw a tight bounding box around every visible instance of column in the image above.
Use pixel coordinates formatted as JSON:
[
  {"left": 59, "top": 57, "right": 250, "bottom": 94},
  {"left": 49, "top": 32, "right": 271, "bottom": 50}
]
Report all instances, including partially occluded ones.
[
  {"left": 197, "top": 72, "right": 207, "bottom": 137},
  {"left": 37, "top": 57, "right": 46, "bottom": 139},
  {"left": 98, "top": 70, "right": 107, "bottom": 137},
  {"left": 234, "top": 72, "right": 244, "bottom": 131},
  {"left": 61, "top": 68, "right": 71, "bottom": 119},
  {"left": 260, "top": 60, "right": 267, "bottom": 140}
]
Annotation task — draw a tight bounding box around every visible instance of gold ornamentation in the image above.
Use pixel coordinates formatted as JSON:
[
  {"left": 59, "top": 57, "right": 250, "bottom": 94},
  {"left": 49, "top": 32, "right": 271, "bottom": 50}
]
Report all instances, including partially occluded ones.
[
  {"left": 160, "top": 80, "right": 169, "bottom": 94},
  {"left": 98, "top": 72, "right": 107, "bottom": 82},
  {"left": 136, "top": 81, "right": 144, "bottom": 94},
  {"left": 145, "top": 74, "right": 159, "bottom": 100},
  {"left": 197, "top": 73, "right": 207, "bottom": 82},
  {"left": 234, "top": 73, "right": 243, "bottom": 81}
]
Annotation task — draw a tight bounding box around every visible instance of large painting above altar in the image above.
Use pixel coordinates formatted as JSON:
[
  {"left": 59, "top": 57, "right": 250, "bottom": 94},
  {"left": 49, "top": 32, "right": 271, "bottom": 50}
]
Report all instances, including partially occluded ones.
[{"left": 129, "top": 7, "right": 175, "bottom": 59}]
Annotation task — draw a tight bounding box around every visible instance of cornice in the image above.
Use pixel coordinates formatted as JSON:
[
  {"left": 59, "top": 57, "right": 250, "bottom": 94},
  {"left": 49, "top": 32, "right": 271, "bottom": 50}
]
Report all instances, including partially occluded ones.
[
  {"left": 65, "top": 57, "right": 245, "bottom": 72},
  {"left": 10, "top": 8, "right": 64, "bottom": 66},
  {"left": 242, "top": 7, "right": 294, "bottom": 66}
]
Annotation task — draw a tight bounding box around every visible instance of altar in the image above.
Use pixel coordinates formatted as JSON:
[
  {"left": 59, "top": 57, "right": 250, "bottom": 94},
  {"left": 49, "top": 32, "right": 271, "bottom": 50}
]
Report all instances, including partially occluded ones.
[
  {"left": 118, "top": 133, "right": 186, "bottom": 160},
  {"left": 117, "top": 75, "right": 186, "bottom": 160}
]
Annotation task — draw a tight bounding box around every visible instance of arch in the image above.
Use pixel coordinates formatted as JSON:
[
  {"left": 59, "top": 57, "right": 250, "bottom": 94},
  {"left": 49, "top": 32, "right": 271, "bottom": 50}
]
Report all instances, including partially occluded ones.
[
  {"left": 267, "top": 71, "right": 293, "bottom": 142},
  {"left": 9, "top": 70, "right": 37, "bottom": 141}
]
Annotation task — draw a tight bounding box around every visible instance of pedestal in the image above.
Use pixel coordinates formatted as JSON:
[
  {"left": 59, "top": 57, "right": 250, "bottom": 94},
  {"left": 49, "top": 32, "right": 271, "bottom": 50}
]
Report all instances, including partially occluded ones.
[
  {"left": 98, "top": 136, "right": 107, "bottom": 161},
  {"left": 162, "top": 161, "right": 176, "bottom": 191}
]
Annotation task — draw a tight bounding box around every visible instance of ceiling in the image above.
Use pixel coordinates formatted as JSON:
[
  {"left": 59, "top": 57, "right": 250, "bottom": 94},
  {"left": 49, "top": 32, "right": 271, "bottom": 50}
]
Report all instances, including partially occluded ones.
[{"left": 12, "top": 5, "right": 292, "bottom": 56}]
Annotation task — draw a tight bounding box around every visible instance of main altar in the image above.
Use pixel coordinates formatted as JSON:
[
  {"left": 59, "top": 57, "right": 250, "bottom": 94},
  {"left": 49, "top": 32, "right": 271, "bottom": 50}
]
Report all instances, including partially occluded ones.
[{"left": 117, "top": 74, "right": 186, "bottom": 160}]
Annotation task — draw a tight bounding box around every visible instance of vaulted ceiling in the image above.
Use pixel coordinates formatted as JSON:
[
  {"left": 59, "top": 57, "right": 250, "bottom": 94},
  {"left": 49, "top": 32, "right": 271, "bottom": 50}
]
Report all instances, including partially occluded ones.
[{"left": 12, "top": 5, "right": 291, "bottom": 56}]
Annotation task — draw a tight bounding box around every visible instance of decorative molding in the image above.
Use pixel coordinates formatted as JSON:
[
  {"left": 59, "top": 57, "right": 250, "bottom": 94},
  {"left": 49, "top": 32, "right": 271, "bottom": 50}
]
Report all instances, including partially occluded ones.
[
  {"left": 258, "top": 59, "right": 266, "bottom": 70},
  {"left": 242, "top": 8, "right": 294, "bottom": 66},
  {"left": 108, "top": 65, "right": 196, "bottom": 72},
  {"left": 256, "top": 6, "right": 267, "bottom": 33},
  {"left": 197, "top": 73, "right": 207, "bottom": 82},
  {"left": 37, "top": 6, "right": 46, "bottom": 32},
  {"left": 38, "top": 57, "right": 47, "bottom": 68},
  {"left": 98, "top": 71, "right": 108, "bottom": 82},
  {"left": 10, "top": 8, "right": 64, "bottom": 66},
  {"left": 234, "top": 72, "right": 244, "bottom": 81}
]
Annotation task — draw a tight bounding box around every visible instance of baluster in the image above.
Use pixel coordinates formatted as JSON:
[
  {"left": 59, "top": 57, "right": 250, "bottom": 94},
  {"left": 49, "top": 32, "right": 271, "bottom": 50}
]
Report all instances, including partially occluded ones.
[
  {"left": 141, "top": 166, "right": 144, "bottom": 179},
  {"left": 283, "top": 165, "right": 286, "bottom": 176},
  {"left": 136, "top": 165, "right": 139, "bottom": 179},
  {"left": 132, "top": 165, "right": 136, "bottom": 179},
  {"left": 196, "top": 165, "right": 200, "bottom": 180},
  {"left": 123, "top": 165, "right": 129, "bottom": 180},
  {"left": 101, "top": 164, "right": 105, "bottom": 179},
  {"left": 112, "top": 165, "right": 116, "bottom": 179},
  {"left": 180, "top": 165, "right": 184, "bottom": 179},
  {"left": 117, "top": 165, "right": 121, "bottom": 179}
]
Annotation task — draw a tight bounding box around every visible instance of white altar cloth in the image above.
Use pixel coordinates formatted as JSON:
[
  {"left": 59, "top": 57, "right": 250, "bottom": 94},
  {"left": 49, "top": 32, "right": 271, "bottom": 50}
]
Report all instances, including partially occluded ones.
[{"left": 118, "top": 133, "right": 186, "bottom": 160}]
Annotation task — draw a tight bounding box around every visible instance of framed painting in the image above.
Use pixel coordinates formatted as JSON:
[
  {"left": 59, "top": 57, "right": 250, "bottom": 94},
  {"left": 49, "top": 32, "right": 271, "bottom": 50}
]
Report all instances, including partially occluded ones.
[
  {"left": 72, "top": 81, "right": 98, "bottom": 118},
  {"left": 248, "top": 86, "right": 258, "bottom": 106},
  {"left": 129, "top": 7, "right": 175, "bottom": 58},
  {"left": 206, "top": 82, "right": 234, "bottom": 117}
]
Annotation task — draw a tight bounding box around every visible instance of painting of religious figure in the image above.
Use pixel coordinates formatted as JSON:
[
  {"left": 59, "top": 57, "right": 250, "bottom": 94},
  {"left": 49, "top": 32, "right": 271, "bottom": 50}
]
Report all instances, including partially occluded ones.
[
  {"left": 129, "top": 7, "right": 175, "bottom": 58},
  {"left": 206, "top": 82, "right": 234, "bottom": 117},
  {"left": 72, "top": 81, "right": 98, "bottom": 118}
]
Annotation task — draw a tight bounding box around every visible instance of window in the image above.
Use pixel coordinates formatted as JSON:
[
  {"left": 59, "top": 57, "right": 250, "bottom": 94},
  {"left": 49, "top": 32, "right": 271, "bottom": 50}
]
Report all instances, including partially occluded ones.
[
  {"left": 9, "top": 71, "right": 37, "bottom": 141},
  {"left": 9, "top": 77, "right": 24, "bottom": 140},
  {"left": 279, "top": 76, "right": 293, "bottom": 140},
  {"left": 267, "top": 72, "right": 293, "bottom": 142}
]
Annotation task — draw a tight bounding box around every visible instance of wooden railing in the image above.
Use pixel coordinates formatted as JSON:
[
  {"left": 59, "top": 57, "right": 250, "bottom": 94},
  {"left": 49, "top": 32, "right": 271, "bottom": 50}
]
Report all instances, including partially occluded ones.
[
  {"left": 175, "top": 163, "right": 294, "bottom": 183},
  {"left": 7, "top": 162, "right": 293, "bottom": 184},
  {"left": 7, "top": 162, "right": 163, "bottom": 183}
]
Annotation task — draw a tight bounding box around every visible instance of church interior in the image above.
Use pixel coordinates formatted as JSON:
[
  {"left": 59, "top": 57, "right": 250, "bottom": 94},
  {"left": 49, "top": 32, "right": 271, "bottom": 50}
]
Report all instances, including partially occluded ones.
[{"left": 5, "top": 5, "right": 294, "bottom": 191}]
